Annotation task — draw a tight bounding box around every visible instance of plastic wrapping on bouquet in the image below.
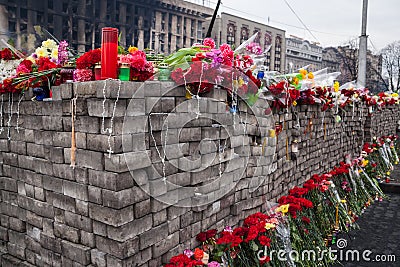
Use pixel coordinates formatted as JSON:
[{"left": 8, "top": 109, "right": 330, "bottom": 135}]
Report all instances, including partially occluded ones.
[{"left": 101, "top": 27, "right": 118, "bottom": 79}]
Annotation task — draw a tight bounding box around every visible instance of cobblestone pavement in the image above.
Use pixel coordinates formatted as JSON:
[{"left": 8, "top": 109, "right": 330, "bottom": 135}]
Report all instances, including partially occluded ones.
[{"left": 332, "top": 193, "right": 400, "bottom": 267}]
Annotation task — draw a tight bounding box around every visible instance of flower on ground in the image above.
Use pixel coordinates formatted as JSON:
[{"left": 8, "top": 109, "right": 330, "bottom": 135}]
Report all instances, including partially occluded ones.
[
  {"left": 193, "top": 248, "right": 204, "bottom": 260},
  {"left": 264, "top": 223, "right": 275, "bottom": 230},
  {"left": 183, "top": 249, "right": 193, "bottom": 258},
  {"left": 275, "top": 204, "right": 289, "bottom": 214}
]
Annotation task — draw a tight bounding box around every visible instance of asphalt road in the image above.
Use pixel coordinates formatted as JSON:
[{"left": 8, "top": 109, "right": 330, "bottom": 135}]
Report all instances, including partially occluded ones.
[{"left": 332, "top": 193, "right": 400, "bottom": 267}]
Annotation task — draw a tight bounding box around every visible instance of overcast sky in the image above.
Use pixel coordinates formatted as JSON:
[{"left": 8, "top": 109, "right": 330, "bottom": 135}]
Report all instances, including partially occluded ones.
[{"left": 213, "top": 0, "right": 400, "bottom": 52}]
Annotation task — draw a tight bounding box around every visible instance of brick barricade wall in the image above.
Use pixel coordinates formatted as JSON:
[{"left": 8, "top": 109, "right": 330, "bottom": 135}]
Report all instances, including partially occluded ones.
[{"left": 0, "top": 81, "right": 399, "bottom": 267}]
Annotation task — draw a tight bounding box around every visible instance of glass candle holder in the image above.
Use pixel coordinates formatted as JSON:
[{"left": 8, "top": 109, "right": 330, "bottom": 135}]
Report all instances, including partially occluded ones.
[
  {"left": 158, "top": 63, "right": 170, "bottom": 81},
  {"left": 61, "top": 69, "right": 74, "bottom": 83},
  {"left": 101, "top": 27, "right": 118, "bottom": 79},
  {"left": 94, "top": 63, "right": 102, "bottom": 80},
  {"left": 118, "top": 63, "right": 131, "bottom": 81}
]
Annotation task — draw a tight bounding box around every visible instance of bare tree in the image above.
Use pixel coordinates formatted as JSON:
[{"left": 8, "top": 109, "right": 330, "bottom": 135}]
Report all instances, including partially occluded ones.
[
  {"left": 336, "top": 39, "right": 359, "bottom": 83},
  {"left": 380, "top": 41, "right": 400, "bottom": 92},
  {"left": 335, "top": 39, "right": 385, "bottom": 92}
]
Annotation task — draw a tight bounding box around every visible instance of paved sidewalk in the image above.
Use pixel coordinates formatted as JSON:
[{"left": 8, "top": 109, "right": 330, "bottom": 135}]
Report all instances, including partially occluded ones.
[{"left": 333, "top": 193, "right": 400, "bottom": 267}]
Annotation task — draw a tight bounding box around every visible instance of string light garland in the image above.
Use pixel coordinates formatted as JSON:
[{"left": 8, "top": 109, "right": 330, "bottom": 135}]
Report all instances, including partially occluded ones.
[
  {"left": 100, "top": 78, "right": 122, "bottom": 158},
  {"left": 7, "top": 93, "right": 13, "bottom": 140},
  {"left": 16, "top": 93, "right": 23, "bottom": 133},
  {"left": 0, "top": 95, "right": 3, "bottom": 134}
]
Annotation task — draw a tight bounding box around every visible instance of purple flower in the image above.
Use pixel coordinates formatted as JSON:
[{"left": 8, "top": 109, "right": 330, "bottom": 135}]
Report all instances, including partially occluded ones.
[
  {"left": 184, "top": 249, "right": 194, "bottom": 258},
  {"left": 208, "top": 261, "right": 221, "bottom": 267},
  {"left": 57, "top": 40, "right": 69, "bottom": 65},
  {"left": 224, "top": 226, "right": 233, "bottom": 233}
]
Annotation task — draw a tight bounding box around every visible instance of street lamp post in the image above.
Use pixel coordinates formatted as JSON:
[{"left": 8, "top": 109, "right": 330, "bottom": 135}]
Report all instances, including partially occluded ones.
[{"left": 357, "top": 0, "right": 368, "bottom": 87}]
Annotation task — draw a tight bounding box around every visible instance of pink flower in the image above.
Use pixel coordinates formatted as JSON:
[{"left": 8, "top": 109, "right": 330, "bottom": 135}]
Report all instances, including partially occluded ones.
[
  {"left": 246, "top": 42, "right": 262, "bottom": 55},
  {"left": 203, "top": 38, "right": 216, "bottom": 49},
  {"left": 219, "top": 43, "right": 233, "bottom": 67},
  {"left": 183, "top": 249, "right": 194, "bottom": 258},
  {"left": 73, "top": 69, "right": 93, "bottom": 82},
  {"left": 224, "top": 226, "right": 233, "bottom": 233},
  {"left": 208, "top": 262, "right": 221, "bottom": 267}
]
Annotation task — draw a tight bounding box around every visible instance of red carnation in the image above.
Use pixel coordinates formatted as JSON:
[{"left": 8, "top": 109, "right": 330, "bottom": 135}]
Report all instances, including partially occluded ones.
[
  {"left": 196, "top": 232, "right": 207, "bottom": 243},
  {"left": 244, "top": 225, "right": 259, "bottom": 243},
  {"left": 258, "top": 235, "right": 271, "bottom": 247},
  {"left": 302, "top": 216, "right": 311, "bottom": 224},
  {"left": 205, "top": 229, "right": 217, "bottom": 239}
]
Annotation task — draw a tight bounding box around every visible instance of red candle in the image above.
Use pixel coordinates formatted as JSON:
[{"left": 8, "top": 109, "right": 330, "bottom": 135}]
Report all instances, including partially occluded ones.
[{"left": 101, "top": 27, "right": 118, "bottom": 79}]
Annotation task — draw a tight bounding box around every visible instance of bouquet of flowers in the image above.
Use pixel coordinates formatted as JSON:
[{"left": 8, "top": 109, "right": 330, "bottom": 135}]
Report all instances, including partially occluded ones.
[
  {"left": 0, "top": 39, "right": 66, "bottom": 95},
  {"left": 165, "top": 38, "right": 262, "bottom": 106},
  {"left": 73, "top": 48, "right": 101, "bottom": 82},
  {"left": 0, "top": 48, "right": 23, "bottom": 84},
  {"left": 118, "top": 47, "right": 154, "bottom": 81}
]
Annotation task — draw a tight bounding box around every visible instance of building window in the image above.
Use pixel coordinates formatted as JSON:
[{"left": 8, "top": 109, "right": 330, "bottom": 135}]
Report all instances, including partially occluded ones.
[
  {"left": 227, "top": 23, "right": 235, "bottom": 45},
  {"left": 264, "top": 32, "right": 272, "bottom": 51},
  {"left": 253, "top": 28, "right": 261, "bottom": 44},
  {"left": 161, "top": 12, "right": 166, "bottom": 31},
  {"left": 197, "top": 21, "right": 202, "bottom": 40},
  {"left": 274, "top": 36, "right": 282, "bottom": 71},
  {"left": 177, "top": 16, "right": 181, "bottom": 33},
  {"left": 240, "top": 26, "right": 249, "bottom": 42}
]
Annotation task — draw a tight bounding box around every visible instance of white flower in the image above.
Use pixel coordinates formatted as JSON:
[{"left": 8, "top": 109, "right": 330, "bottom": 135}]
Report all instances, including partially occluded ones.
[
  {"left": 42, "top": 39, "right": 57, "bottom": 50},
  {"left": 35, "top": 47, "right": 47, "bottom": 58},
  {"left": 51, "top": 49, "right": 58, "bottom": 60}
]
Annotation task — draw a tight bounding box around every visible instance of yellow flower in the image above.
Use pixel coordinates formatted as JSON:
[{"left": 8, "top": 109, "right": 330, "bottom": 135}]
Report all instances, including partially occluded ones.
[
  {"left": 395, "top": 161, "right": 399, "bottom": 165},
  {"left": 51, "top": 48, "right": 58, "bottom": 60},
  {"left": 238, "top": 77, "right": 245, "bottom": 86},
  {"left": 275, "top": 204, "right": 289, "bottom": 215},
  {"left": 42, "top": 39, "right": 57, "bottom": 50},
  {"left": 265, "top": 223, "right": 276, "bottom": 230},
  {"left": 293, "top": 77, "right": 299, "bottom": 85},
  {"left": 358, "top": 169, "right": 363, "bottom": 174},
  {"left": 387, "top": 171, "right": 391, "bottom": 176},
  {"left": 292, "top": 100, "right": 297, "bottom": 106},
  {"left": 334, "top": 81, "right": 340, "bottom": 92},
  {"left": 341, "top": 199, "right": 347, "bottom": 203},
  {"left": 128, "top": 46, "right": 138, "bottom": 53},
  {"left": 361, "top": 159, "right": 369, "bottom": 167},
  {"left": 35, "top": 47, "right": 47, "bottom": 58},
  {"left": 299, "top": 69, "right": 307, "bottom": 76},
  {"left": 307, "top": 72, "right": 314, "bottom": 79},
  {"left": 391, "top": 93, "right": 399, "bottom": 98}
]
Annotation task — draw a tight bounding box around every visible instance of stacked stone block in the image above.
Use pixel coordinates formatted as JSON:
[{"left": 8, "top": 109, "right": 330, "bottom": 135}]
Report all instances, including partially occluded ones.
[{"left": 0, "top": 81, "right": 398, "bottom": 266}]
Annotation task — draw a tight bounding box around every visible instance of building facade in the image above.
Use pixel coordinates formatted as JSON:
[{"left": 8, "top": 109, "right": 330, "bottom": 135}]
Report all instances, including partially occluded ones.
[
  {"left": 206, "top": 12, "right": 286, "bottom": 73},
  {"left": 322, "top": 45, "right": 384, "bottom": 91},
  {"left": 0, "top": 0, "right": 213, "bottom": 54},
  {"left": 322, "top": 47, "right": 340, "bottom": 73},
  {"left": 285, "top": 36, "right": 322, "bottom": 73}
]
